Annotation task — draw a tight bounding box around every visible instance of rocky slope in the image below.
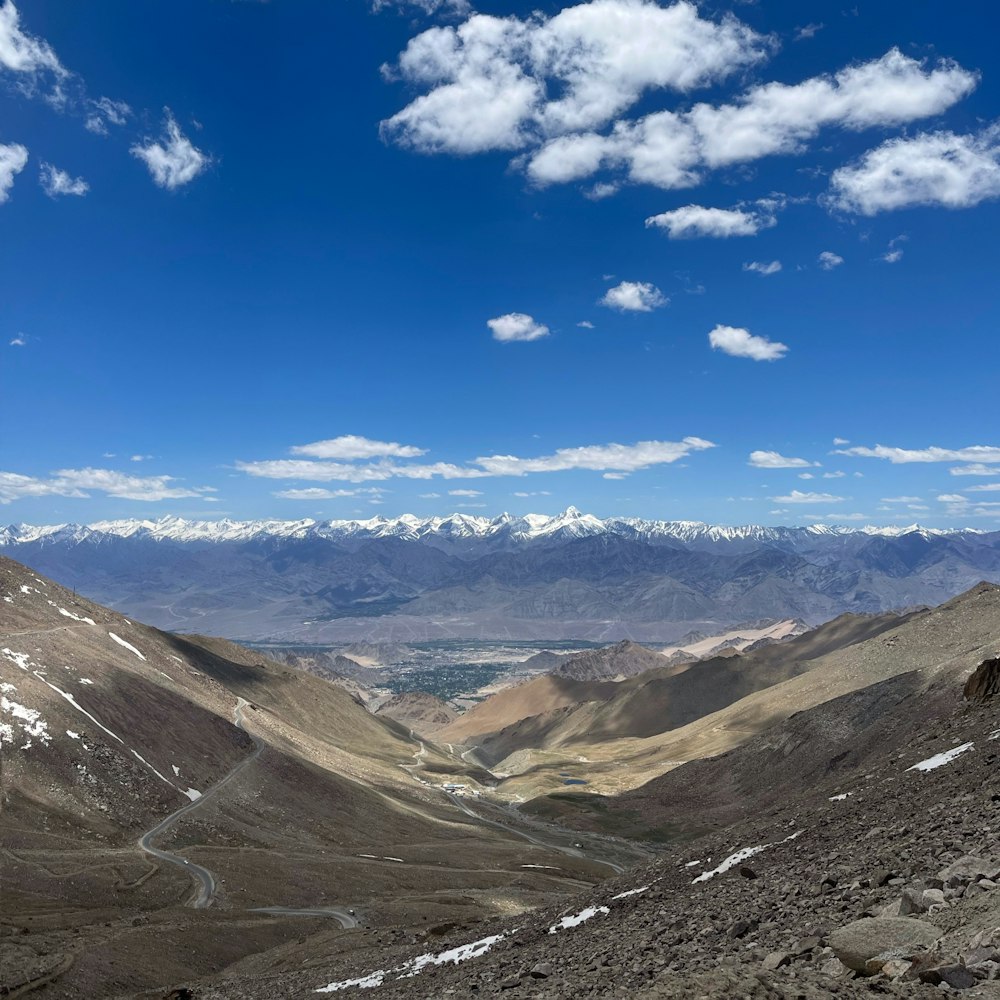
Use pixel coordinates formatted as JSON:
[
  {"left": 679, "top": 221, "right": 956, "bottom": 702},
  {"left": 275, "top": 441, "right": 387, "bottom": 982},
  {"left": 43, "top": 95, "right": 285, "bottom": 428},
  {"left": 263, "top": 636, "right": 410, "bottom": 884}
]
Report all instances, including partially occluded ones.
[{"left": 162, "top": 587, "right": 1000, "bottom": 999}]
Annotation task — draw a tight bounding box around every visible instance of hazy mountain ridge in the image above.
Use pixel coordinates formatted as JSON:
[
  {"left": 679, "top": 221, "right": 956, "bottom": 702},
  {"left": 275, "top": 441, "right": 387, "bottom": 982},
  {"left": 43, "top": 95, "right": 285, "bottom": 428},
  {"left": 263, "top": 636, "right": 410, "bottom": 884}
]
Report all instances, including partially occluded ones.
[{"left": 3, "top": 511, "right": 998, "bottom": 640}]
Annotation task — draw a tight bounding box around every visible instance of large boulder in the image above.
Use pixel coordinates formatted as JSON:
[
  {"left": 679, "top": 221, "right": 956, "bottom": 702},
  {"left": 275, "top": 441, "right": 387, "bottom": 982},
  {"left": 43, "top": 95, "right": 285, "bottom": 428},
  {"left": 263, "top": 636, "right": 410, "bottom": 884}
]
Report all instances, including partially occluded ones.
[
  {"left": 964, "top": 656, "right": 1000, "bottom": 701},
  {"left": 829, "top": 917, "right": 940, "bottom": 974}
]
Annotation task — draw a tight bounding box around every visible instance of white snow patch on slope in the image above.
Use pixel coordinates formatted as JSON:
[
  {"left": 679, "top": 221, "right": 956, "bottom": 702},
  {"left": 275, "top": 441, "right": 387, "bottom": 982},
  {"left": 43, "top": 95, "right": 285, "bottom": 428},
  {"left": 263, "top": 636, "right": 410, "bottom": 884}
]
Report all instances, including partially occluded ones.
[
  {"left": 172, "top": 764, "right": 181, "bottom": 776},
  {"left": 0, "top": 689, "right": 51, "bottom": 748},
  {"left": 548, "top": 905, "right": 610, "bottom": 934},
  {"left": 908, "top": 742, "right": 974, "bottom": 772},
  {"left": 1, "top": 648, "right": 33, "bottom": 672},
  {"left": 611, "top": 885, "right": 650, "bottom": 900},
  {"left": 316, "top": 933, "right": 506, "bottom": 993},
  {"left": 67, "top": 730, "right": 81, "bottom": 739},
  {"left": 59, "top": 607, "right": 95, "bottom": 625},
  {"left": 693, "top": 830, "right": 803, "bottom": 884},
  {"left": 829, "top": 792, "right": 853, "bottom": 801},
  {"left": 108, "top": 632, "right": 145, "bottom": 660},
  {"left": 317, "top": 971, "right": 386, "bottom": 992},
  {"left": 183, "top": 787, "right": 202, "bottom": 801}
]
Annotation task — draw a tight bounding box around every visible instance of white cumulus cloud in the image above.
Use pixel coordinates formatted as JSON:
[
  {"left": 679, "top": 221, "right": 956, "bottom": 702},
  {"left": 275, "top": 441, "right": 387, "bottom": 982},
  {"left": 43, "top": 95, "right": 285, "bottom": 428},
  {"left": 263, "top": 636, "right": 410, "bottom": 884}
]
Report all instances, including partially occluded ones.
[
  {"left": 743, "top": 260, "right": 782, "bottom": 276},
  {"left": 291, "top": 435, "right": 427, "bottom": 459},
  {"left": 39, "top": 162, "right": 88, "bottom": 198},
  {"left": 709, "top": 324, "right": 787, "bottom": 361},
  {"left": 646, "top": 204, "right": 774, "bottom": 238},
  {"left": 522, "top": 48, "right": 975, "bottom": 190},
  {"left": 0, "top": 1, "right": 64, "bottom": 78},
  {"left": 771, "top": 490, "right": 845, "bottom": 503},
  {"left": 131, "top": 112, "right": 210, "bottom": 190},
  {"left": 818, "top": 251, "right": 844, "bottom": 270},
  {"left": 950, "top": 464, "right": 1000, "bottom": 477},
  {"left": 828, "top": 124, "right": 1000, "bottom": 215},
  {"left": 487, "top": 312, "right": 550, "bottom": 342},
  {"left": 600, "top": 280, "right": 666, "bottom": 312},
  {"left": 382, "top": 1, "right": 769, "bottom": 156},
  {"left": 0, "top": 141, "right": 28, "bottom": 203},
  {"left": 274, "top": 487, "right": 384, "bottom": 500},
  {"left": 474, "top": 437, "right": 715, "bottom": 476},
  {"left": 0, "top": 468, "right": 215, "bottom": 504},
  {"left": 834, "top": 444, "right": 1000, "bottom": 464},
  {"left": 237, "top": 436, "right": 715, "bottom": 483},
  {"left": 448, "top": 488, "right": 483, "bottom": 496},
  {"left": 748, "top": 450, "right": 817, "bottom": 469}
]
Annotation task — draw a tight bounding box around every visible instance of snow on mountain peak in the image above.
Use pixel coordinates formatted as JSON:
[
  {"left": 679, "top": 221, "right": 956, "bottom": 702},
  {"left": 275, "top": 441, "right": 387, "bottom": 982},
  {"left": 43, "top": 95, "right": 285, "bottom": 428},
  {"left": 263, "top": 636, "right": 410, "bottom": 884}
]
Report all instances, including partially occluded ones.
[{"left": 0, "top": 513, "right": 977, "bottom": 549}]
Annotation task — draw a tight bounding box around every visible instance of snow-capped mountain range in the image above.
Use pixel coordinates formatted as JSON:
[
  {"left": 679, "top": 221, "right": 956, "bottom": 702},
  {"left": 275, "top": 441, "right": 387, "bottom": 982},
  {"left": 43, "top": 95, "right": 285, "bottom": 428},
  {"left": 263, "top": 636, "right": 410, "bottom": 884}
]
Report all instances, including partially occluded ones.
[
  {"left": 2, "top": 509, "right": 997, "bottom": 642},
  {"left": 0, "top": 507, "right": 971, "bottom": 549}
]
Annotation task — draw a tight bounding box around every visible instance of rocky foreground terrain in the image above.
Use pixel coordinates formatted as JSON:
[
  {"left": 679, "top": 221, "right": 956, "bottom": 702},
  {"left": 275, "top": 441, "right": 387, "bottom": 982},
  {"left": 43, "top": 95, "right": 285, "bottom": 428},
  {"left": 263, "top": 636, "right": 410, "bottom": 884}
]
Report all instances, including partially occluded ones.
[
  {"left": 188, "top": 596, "right": 1000, "bottom": 1000},
  {"left": 3, "top": 556, "right": 999, "bottom": 999}
]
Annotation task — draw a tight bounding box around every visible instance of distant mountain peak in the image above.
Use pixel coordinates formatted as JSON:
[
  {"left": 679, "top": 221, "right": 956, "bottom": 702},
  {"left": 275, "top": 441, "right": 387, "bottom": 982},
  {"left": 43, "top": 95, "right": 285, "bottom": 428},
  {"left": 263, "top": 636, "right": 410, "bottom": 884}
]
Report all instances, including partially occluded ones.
[{"left": 0, "top": 512, "right": 979, "bottom": 549}]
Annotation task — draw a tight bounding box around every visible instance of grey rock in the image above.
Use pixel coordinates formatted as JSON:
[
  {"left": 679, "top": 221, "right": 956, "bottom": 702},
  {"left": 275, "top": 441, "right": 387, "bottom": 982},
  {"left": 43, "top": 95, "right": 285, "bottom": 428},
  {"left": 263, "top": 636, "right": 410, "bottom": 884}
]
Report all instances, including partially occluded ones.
[
  {"left": 761, "top": 952, "right": 791, "bottom": 970},
  {"left": 829, "top": 917, "right": 940, "bottom": 974},
  {"left": 920, "top": 963, "right": 977, "bottom": 989},
  {"left": 938, "top": 856, "right": 1000, "bottom": 882}
]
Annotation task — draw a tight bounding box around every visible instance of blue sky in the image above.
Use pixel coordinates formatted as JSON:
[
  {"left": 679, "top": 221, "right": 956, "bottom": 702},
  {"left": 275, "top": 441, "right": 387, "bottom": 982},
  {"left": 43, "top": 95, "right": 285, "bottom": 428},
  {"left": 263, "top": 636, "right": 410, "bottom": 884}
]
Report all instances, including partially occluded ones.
[{"left": 2, "top": 0, "right": 999, "bottom": 528}]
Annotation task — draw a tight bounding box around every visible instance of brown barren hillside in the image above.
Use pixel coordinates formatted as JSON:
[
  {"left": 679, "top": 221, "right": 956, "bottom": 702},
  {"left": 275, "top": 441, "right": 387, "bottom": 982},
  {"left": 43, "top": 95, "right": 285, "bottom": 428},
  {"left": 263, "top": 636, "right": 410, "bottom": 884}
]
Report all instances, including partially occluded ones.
[
  {"left": 374, "top": 691, "right": 459, "bottom": 736},
  {"left": 0, "top": 556, "right": 647, "bottom": 1000}
]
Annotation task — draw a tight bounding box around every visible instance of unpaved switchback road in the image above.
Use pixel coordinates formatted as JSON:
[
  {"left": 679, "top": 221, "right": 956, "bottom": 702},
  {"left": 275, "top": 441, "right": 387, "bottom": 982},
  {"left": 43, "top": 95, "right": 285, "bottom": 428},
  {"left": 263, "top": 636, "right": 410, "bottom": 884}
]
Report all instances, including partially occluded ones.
[{"left": 137, "top": 697, "right": 264, "bottom": 909}]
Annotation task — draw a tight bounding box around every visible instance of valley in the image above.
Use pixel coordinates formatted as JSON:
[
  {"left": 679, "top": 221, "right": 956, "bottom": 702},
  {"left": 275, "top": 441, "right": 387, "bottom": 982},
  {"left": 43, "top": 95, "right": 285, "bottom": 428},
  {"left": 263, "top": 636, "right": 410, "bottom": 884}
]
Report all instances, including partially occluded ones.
[{"left": 4, "top": 553, "right": 1000, "bottom": 999}]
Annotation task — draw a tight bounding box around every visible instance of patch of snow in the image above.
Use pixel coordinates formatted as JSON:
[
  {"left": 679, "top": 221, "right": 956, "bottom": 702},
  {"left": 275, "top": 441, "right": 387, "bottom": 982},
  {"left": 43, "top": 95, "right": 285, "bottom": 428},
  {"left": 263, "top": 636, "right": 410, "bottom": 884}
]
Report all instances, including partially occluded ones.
[
  {"left": 683, "top": 860, "right": 704, "bottom": 868},
  {"left": 316, "top": 971, "right": 386, "bottom": 992},
  {"left": 172, "top": 764, "right": 181, "bottom": 776},
  {"left": 405, "top": 934, "right": 506, "bottom": 976},
  {"left": 989, "top": 729, "right": 1000, "bottom": 741},
  {"left": 908, "top": 742, "right": 974, "bottom": 772},
  {"left": 611, "top": 886, "right": 650, "bottom": 900},
  {"left": 316, "top": 933, "right": 506, "bottom": 993},
  {"left": 383, "top": 857, "right": 404, "bottom": 863},
  {"left": 829, "top": 792, "right": 853, "bottom": 801},
  {"left": 19, "top": 584, "right": 33, "bottom": 594},
  {"left": 3, "top": 595, "right": 12, "bottom": 603},
  {"left": 58, "top": 607, "right": 96, "bottom": 625},
  {"left": 357, "top": 854, "right": 378, "bottom": 859},
  {"left": 521, "top": 864, "right": 560, "bottom": 870},
  {"left": 79, "top": 678, "right": 93, "bottom": 684},
  {"left": 183, "top": 787, "right": 202, "bottom": 801},
  {"left": 549, "top": 905, "right": 610, "bottom": 934},
  {"left": 0, "top": 690, "right": 51, "bottom": 747},
  {"left": 67, "top": 730, "right": 81, "bottom": 739},
  {"left": 1, "top": 648, "right": 33, "bottom": 671},
  {"left": 108, "top": 632, "right": 145, "bottom": 660},
  {"left": 693, "top": 831, "right": 803, "bottom": 884}
]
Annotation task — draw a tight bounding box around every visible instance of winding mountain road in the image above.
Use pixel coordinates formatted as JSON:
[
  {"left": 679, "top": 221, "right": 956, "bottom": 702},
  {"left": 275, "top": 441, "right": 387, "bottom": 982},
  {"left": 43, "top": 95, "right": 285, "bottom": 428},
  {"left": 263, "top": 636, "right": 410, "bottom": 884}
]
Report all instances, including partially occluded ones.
[
  {"left": 136, "top": 698, "right": 359, "bottom": 928},
  {"left": 137, "top": 697, "right": 264, "bottom": 908}
]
